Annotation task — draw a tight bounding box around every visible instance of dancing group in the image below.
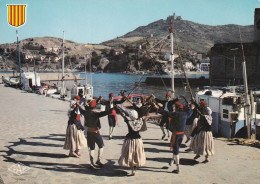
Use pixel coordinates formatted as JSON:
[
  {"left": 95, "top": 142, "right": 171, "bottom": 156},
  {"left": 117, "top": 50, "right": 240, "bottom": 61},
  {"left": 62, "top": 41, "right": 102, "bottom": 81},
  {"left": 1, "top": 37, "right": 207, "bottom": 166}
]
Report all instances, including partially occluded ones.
[{"left": 63, "top": 92, "right": 215, "bottom": 175}]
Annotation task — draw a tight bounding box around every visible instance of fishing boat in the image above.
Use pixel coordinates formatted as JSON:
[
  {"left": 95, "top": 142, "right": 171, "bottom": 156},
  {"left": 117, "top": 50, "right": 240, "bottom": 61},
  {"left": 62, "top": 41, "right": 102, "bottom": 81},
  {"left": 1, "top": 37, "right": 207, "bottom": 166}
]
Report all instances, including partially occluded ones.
[
  {"left": 195, "top": 86, "right": 260, "bottom": 138},
  {"left": 39, "top": 83, "right": 58, "bottom": 96},
  {"left": 2, "top": 75, "right": 20, "bottom": 87}
]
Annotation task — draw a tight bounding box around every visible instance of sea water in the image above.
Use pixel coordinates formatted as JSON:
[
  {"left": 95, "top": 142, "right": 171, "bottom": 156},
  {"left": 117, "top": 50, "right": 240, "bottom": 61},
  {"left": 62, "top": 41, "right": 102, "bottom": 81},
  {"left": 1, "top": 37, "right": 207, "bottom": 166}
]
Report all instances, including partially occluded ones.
[{"left": 65, "top": 73, "right": 199, "bottom": 100}]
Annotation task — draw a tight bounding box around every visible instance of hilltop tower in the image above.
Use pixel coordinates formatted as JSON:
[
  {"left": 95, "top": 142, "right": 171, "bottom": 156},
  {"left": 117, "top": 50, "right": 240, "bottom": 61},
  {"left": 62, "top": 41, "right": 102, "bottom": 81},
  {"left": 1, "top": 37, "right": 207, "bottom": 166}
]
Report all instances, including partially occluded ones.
[{"left": 173, "top": 13, "right": 177, "bottom": 20}]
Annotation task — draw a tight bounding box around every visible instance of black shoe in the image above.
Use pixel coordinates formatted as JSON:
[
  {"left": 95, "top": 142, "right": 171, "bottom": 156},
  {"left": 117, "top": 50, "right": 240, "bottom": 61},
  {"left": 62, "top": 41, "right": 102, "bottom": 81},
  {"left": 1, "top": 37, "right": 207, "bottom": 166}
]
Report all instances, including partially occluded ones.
[
  {"left": 202, "top": 159, "right": 209, "bottom": 164},
  {"left": 90, "top": 164, "right": 100, "bottom": 170},
  {"left": 161, "top": 134, "right": 166, "bottom": 140},
  {"left": 185, "top": 148, "right": 192, "bottom": 152},
  {"left": 172, "top": 169, "right": 180, "bottom": 174},
  {"left": 95, "top": 160, "right": 104, "bottom": 167},
  {"left": 194, "top": 155, "right": 200, "bottom": 160}
]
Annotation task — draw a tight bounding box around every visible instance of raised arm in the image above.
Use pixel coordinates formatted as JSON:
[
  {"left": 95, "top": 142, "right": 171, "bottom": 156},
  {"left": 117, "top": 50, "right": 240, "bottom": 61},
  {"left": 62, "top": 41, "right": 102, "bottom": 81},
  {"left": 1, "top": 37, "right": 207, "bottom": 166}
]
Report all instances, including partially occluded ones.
[
  {"left": 77, "top": 105, "right": 86, "bottom": 115},
  {"left": 96, "top": 110, "right": 111, "bottom": 118},
  {"left": 115, "top": 105, "right": 129, "bottom": 122}
]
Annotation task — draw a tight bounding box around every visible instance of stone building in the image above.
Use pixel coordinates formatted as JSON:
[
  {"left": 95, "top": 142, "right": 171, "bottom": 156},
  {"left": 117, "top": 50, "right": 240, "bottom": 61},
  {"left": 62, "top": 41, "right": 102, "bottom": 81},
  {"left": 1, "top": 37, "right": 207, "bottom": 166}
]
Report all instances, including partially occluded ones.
[
  {"left": 210, "top": 42, "right": 260, "bottom": 87},
  {"left": 210, "top": 8, "right": 260, "bottom": 88}
]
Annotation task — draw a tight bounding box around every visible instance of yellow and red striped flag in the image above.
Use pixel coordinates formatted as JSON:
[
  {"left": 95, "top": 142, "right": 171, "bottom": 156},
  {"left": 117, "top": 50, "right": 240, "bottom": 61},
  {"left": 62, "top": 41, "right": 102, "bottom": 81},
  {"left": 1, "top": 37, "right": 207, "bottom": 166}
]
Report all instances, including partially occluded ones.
[{"left": 7, "top": 5, "right": 27, "bottom": 28}]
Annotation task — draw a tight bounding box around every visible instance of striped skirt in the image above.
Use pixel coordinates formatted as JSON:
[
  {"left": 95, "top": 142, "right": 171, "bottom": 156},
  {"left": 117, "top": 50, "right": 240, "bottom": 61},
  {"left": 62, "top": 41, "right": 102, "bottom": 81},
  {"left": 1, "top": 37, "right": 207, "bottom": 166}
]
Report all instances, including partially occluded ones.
[
  {"left": 118, "top": 138, "right": 146, "bottom": 167},
  {"left": 63, "top": 124, "right": 87, "bottom": 151},
  {"left": 190, "top": 130, "right": 215, "bottom": 156}
]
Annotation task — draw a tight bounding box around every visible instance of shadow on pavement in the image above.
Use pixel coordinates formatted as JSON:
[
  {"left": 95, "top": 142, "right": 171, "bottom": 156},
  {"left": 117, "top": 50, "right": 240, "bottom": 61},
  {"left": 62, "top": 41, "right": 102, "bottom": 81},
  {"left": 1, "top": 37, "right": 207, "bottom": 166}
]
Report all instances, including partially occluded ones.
[
  {"left": 144, "top": 147, "right": 170, "bottom": 153},
  {"left": 103, "top": 135, "right": 126, "bottom": 140},
  {"left": 146, "top": 157, "right": 199, "bottom": 166},
  {"left": 143, "top": 141, "right": 169, "bottom": 147},
  {"left": 0, "top": 136, "right": 134, "bottom": 177}
]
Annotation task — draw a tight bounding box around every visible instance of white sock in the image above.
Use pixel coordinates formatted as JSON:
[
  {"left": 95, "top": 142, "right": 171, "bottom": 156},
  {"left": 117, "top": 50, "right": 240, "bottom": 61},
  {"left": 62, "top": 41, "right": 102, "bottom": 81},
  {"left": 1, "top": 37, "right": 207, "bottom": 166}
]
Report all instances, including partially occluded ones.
[
  {"left": 174, "top": 154, "right": 180, "bottom": 171},
  {"left": 89, "top": 149, "right": 95, "bottom": 165},
  {"left": 97, "top": 148, "right": 103, "bottom": 162}
]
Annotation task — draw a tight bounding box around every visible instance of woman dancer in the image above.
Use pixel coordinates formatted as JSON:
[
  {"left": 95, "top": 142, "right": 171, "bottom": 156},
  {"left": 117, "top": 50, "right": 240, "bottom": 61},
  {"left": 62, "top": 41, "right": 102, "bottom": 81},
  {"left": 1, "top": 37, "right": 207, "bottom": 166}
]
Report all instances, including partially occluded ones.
[
  {"left": 190, "top": 100, "right": 215, "bottom": 163},
  {"left": 64, "top": 96, "right": 87, "bottom": 157},
  {"left": 122, "top": 94, "right": 155, "bottom": 132},
  {"left": 116, "top": 105, "right": 151, "bottom": 176}
]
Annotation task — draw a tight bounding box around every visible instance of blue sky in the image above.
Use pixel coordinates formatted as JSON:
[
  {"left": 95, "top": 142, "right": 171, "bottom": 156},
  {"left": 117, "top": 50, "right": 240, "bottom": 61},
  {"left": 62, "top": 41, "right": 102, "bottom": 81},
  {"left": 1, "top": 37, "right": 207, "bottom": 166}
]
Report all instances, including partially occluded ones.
[{"left": 0, "top": 0, "right": 259, "bottom": 44}]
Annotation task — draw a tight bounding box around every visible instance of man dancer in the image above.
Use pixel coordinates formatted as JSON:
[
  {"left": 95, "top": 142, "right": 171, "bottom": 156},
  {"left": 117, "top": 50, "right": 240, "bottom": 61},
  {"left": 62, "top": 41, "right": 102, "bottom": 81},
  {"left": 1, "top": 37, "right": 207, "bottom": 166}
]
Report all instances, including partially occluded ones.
[
  {"left": 99, "top": 93, "right": 125, "bottom": 140},
  {"left": 155, "top": 102, "right": 194, "bottom": 174},
  {"left": 78, "top": 100, "right": 111, "bottom": 169},
  {"left": 154, "top": 93, "right": 178, "bottom": 140}
]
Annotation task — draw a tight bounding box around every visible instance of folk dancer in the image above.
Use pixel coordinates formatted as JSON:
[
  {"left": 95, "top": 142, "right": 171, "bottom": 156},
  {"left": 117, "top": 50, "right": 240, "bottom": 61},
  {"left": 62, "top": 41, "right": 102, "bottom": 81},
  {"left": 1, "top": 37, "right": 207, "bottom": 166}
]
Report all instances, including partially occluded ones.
[
  {"left": 64, "top": 96, "right": 87, "bottom": 157},
  {"left": 116, "top": 104, "right": 153, "bottom": 176},
  {"left": 154, "top": 93, "right": 178, "bottom": 140},
  {"left": 99, "top": 93, "right": 125, "bottom": 140},
  {"left": 122, "top": 94, "right": 155, "bottom": 132},
  {"left": 78, "top": 100, "right": 112, "bottom": 169},
  {"left": 155, "top": 102, "right": 194, "bottom": 174},
  {"left": 184, "top": 97, "right": 199, "bottom": 148},
  {"left": 190, "top": 100, "right": 215, "bottom": 163}
]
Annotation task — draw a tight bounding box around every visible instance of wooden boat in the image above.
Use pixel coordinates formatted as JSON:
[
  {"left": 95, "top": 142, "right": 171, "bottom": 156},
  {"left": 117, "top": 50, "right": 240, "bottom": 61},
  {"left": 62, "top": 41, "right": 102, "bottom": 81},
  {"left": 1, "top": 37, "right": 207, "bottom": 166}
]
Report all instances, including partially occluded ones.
[{"left": 2, "top": 76, "right": 20, "bottom": 87}]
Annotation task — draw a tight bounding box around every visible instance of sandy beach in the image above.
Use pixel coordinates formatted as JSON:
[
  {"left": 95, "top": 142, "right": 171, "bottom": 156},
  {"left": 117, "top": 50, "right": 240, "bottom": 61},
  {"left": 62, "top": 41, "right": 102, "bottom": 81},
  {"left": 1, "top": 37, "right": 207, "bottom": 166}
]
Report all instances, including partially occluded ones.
[{"left": 0, "top": 84, "right": 260, "bottom": 184}]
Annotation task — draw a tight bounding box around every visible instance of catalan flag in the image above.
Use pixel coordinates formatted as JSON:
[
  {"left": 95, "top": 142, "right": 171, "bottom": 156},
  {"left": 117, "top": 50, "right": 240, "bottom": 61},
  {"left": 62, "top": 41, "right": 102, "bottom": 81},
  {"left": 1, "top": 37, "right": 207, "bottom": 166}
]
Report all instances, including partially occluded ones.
[{"left": 7, "top": 5, "right": 27, "bottom": 28}]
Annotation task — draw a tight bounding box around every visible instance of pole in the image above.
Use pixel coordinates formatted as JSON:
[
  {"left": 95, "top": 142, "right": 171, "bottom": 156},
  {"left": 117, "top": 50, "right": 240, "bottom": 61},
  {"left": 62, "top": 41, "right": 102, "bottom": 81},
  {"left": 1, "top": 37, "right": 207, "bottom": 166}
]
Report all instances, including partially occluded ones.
[
  {"left": 170, "top": 20, "right": 175, "bottom": 98},
  {"left": 85, "top": 55, "right": 88, "bottom": 86},
  {"left": 16, "top": 30, "right": 22, "bottom": 84},
  {"left": 239, "top": 27, "right": 251, "bottom": 139},
  {"left": 230, "top": 48, "right": 238, "bottom": 86},
  {"left": 33, "top": 56, "right": 37, "bottom": 90},
  {"left": 233, "top": 54, "right": 236, "bottom": 85},
  {"left": 61, "top": 31, "right": 65, "bottom": 98},
  {"left": 90, "top": 53, "right": 92, "bottom": 86}
]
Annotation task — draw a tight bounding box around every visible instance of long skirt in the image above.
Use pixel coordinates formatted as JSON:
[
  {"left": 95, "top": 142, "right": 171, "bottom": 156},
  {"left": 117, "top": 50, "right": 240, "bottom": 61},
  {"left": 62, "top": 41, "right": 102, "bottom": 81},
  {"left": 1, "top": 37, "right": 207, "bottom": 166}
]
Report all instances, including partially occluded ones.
[
  {"left": 63, "top": 124, "right": 87, "bottom": 151},
  {"left": 190, "top": 130, "right": 215, "bottom": 156},
  {"left": 118, "top": 138, "right": 146, "bottom": 167},
  {"left": 184, "top": 118, "right": 198, "bottom": 140}
]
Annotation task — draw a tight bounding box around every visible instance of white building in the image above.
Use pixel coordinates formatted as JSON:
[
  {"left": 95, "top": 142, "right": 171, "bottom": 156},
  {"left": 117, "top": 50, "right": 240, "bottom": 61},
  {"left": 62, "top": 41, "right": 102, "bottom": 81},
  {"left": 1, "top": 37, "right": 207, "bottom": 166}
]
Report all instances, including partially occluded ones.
[
  {"left": 21, "top": 72, "right": 41, "bottom": 91},
  {"left": 197, "top": 60, "right": 210, "bottom": 71},
  {"left": 184, "top": 61, "right": 194, "bottom": 70}
]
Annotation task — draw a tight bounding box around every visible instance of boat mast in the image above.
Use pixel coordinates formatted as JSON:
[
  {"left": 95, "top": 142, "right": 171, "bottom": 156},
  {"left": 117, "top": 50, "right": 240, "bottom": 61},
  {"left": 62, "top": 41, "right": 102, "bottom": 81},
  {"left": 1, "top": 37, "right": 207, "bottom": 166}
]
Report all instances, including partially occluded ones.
[
  {"left": 61, "top": 31, "right": 65, "bottom": 98},
  {"left": 16, "top": 30, "right": 22, "bottom": 83},
  {"left": 170, "top": 20, "right": 175, "bottom": 98},
  {"left": 239, "top": 27, "right": 251, "bottom": 139},
  {"left": 85, "top": 55, "right": 87, "bottom": 86},
  {"left": 33, "top": 52, "right": 37, "bottom": 89}
]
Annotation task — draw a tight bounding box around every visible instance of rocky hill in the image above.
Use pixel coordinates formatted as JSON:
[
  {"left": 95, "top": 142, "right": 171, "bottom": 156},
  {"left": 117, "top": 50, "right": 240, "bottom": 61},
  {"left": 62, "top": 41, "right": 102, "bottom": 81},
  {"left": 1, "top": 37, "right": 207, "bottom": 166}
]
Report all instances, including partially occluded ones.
[
  {"left": 0, "top": 14, "right": 255, "bottom": 73},
  {"left": 0, "top": 37, "right": 111, "bottom": 72},
  {"left": 102, "top": 15, "right": 255, "bottom": 53}
]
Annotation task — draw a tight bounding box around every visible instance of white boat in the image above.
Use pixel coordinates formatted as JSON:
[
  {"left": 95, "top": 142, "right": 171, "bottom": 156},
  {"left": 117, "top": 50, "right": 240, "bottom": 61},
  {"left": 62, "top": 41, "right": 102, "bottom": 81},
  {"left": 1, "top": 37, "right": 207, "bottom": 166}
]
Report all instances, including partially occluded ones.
[
  {"left": 2, "top": 75, "right": 20, "bottom": 86},
  {"left": 71, "top": 84, "right": 93, "bottom": 101},
  {"left": 39, "top": 83, "right": 58, "bottom": 96},
  {"left": 195, "top": 86, "right": 259, "bottom": 138}
]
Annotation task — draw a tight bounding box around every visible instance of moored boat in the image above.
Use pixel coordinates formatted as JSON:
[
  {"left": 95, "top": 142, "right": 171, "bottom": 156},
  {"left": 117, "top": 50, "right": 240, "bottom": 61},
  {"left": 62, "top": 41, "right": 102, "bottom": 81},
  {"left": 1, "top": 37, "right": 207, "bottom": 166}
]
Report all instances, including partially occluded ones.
[
  {"left": 196, "top": 86, "right": 260, "bottom": 138},
  {"left": 2, "top": 75, "right": 20, "bottom": 87}
]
